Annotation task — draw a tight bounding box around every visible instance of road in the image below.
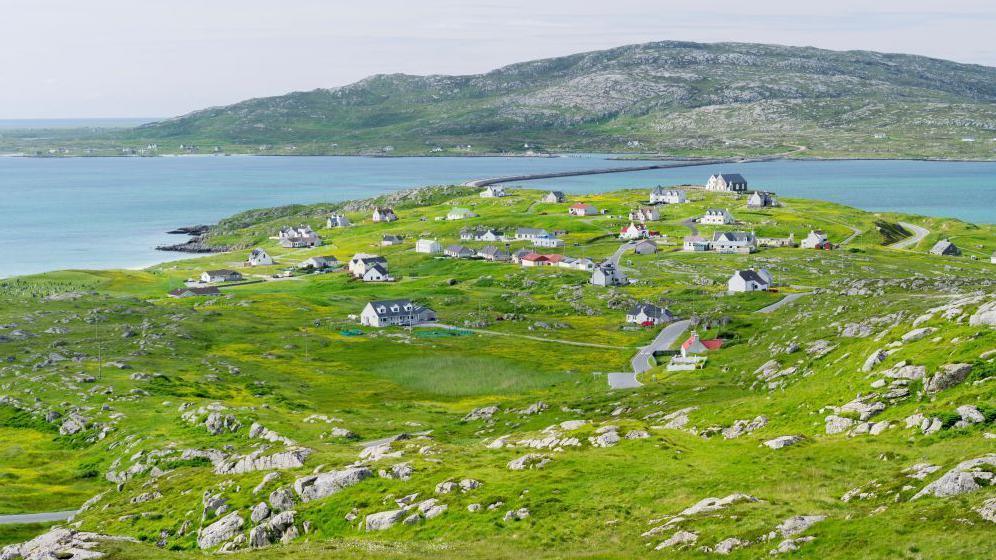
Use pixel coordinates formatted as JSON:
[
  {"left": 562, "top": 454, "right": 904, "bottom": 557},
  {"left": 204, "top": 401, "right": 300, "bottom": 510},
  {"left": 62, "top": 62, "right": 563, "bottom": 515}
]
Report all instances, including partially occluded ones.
[
  {"left": 607, "top": 319, "right": 692, "bottom": 389},
  {"left": 607, "top": 242, "right": 636, "bottom": 267},
  {"left": 0, "top": 510, "right": 77, "bottom": 525},
  {"left": 756, "top": 292, "right": 811, "bottom": 314},
  {"left": 680, "top": 218, "right": 699, "bottom": 237},
  {"left": 890, "top": 221, "right": 930, "bottom": 250}
]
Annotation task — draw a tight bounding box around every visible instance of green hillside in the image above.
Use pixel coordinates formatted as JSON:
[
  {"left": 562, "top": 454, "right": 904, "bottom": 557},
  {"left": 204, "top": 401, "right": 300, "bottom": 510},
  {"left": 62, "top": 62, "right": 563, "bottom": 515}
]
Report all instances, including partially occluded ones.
[{"left": 1, "top": 183, "right": 994, "bottom": 559}]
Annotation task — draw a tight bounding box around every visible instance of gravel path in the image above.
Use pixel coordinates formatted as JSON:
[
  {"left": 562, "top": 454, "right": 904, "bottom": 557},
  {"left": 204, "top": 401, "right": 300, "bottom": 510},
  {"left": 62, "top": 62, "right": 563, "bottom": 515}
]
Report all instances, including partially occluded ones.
[{"left": 756, "top": 292, "right": 811, "bottom": 314}]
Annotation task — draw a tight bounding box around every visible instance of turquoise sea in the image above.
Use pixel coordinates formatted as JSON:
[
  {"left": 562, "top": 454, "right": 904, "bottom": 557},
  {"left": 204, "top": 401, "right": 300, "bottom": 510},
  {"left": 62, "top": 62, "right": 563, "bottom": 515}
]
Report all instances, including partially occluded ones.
[{"left": 1, "top": 155, "right": 995, "bottom": 278}]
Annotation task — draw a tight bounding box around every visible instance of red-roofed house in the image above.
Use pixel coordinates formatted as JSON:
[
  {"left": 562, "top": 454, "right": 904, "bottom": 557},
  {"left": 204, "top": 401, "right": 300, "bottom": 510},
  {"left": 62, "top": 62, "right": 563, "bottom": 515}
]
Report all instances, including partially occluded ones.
[
  {"left": 520, "top": 253, "right": 548, "bottom": 267},
  {"left": 680, "top": 332, "right": 724, "bottom": 357},
  {"left": 569, "top": 203, "right": 599, "bottom": 216}
]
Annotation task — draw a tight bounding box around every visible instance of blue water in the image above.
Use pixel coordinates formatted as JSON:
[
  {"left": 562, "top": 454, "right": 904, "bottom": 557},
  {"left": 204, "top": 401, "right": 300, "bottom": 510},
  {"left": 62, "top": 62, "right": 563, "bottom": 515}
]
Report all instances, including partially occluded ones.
[{"left": 1, "top": 155, "right": 994, "bottom": 278}]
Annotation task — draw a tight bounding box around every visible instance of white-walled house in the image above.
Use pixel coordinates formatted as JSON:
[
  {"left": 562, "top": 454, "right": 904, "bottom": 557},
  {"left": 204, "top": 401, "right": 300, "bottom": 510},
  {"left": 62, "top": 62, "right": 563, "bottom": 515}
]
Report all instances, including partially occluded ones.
[
  {"left": 701, "top": 208, "right": 734, "bottom": 225},
  {"left": 628, "top": 206, "right": 660, "bottom": 222},
  {"left": 278, "top": 225, "right": 322, "bottom": 248},
  {"left": 326, "top": 213, "right": 351, "bottom": 228},
  {"left": 360, "top": 299, "right": 436, "bottom": 327},
  {"left": 515, "top": 227, "right": 550, "bottom": 241},
  {"left": 683, "top": 236, "right": 710, "bottom": 252},
  {"left": 381, "top": 234, "right": 403, "bottom": 246},
  {"left": 542, "top": 191, "right": 566, "bottom": 203},
  {"left": 747, "top": 191, "right": 777, "bottom": 208},
  {"left": 533, "top": 237, "right": 565, "bottom": 248},
  {"left": 626, "top": 303, "right": 674, "bottom": 325},
  {"left": 930, "top": 239, "right": 961, "bottom": 256},
  {"left": 361, "top": 264, "right": 393, "bottom": 282},
  {"left": 247, "top": 248, "right": 274, "bottom": 266},
  {"left": 201, "top": 269, "right": 243, "bottom": 283},
  {"left": 348, "top": 253, "right": 388, "bottom": 277},
  {"left": 445, "top": 245, "right": 476, "bottom": 259},
  {"left": 728, "top": 269, "right": 772, "bottom": 293},
  {"left": 620, "top": 222, "right": 648, "bottom": 240},
  {"left": 710, "top": 232, "right": 757, "bottom": 253},
  {"left": 569, "top": 203, "right": 599, "bottom": 216},
  {"left": 298, "top": 256, "right": 339, "bottom": 270},
  {"left": 416, "top": 239, "right": 442, "bottom": 254},
  {"left": 650, "top": 187, "right": 686, "bottom": 204},
  {"left": 800, "top": 230, "right": 830, "bottom": 249},
  {"left": 480, "top": 185, "right": 506, "bottom": 198},
  {"left": 706, "top": 173, "right": 748, "bottom": 192},
  {"left": 592, "top": 263, "right": 628, "bottom": 287},
  {"left": 446, "top": 207, "right": 478, "bottom": 220},
  {"left": 372, "top": 208, "right": 398, "bottom": 222},
  {"left": 633, "top": 240, "right": 658, "bottom": 254}
]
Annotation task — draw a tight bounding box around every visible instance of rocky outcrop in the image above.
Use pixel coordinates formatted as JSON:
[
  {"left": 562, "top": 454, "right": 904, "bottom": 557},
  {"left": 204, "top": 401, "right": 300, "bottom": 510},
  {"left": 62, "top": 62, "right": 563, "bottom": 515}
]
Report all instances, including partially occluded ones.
[
  {"left": 912, "top": 455, "right": 996, "bottom": 499},
  {"left": 507, "top": 453, "right": 551, "bottom": 471},
  {"left": 198, "top": 511, "right": 244, "bottom": 549},
  {"left": 721, "top": 416, "right": 767, "bottom": 439},
  {"left": 214, "top": 447, "right": 311, "bottom": 475},
  {"left": 764, "top": 435, "right": 802, "bottom": 450},
  {"left": 0, "top": 527, "right": 136, "bottom": 560},
  {"left": 294, "top": 467, "right": 373, "bottom": 502},
  {"left": 365, "top": 509, "right": 406, "bottom": 531},
  {"left": 923, "top": 363, "right": 972, "bottom": 394},
  {"left": 969, "top": 300, "right": 996, "bottom": 326}
]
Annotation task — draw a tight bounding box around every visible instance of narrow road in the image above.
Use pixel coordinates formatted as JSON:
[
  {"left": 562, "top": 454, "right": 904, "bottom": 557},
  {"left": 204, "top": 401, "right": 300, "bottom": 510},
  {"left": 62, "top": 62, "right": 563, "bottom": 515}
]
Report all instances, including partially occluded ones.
[
  {"left": 608, "top": 320, "right": 692, "bottom": 389},
  {"left": 890, "top": 221, "right": 929, "bottom": 250},
  {"left": 423, "top": 323, "right": 632, "bottom": 350},
  {"left": 0, "top": 510, "right": 76, "bottom": 525},
  {"left": 607, "top": 242, "right": 636, "bottom": 267},
  {"left": 756, "top": 292, "right": 811, "bottom": 314},
  {"left": 680, "top": 218, "right": 699, "bottom": 237}
]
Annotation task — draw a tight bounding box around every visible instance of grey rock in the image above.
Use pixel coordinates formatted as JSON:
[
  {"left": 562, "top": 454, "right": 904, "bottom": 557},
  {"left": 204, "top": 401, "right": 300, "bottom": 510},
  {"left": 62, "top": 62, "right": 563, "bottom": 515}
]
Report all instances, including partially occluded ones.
[
  {"left": 957, "top": 405, "right": 985, "bottom": 424},
  {"left": 294, "top": 467, "right": 373, "bottom": 502},
  {"left": 198, "top": 511, "right": 244, "bottom": 549},
  {"left": 365, "top": 509, "right": 406, "bottom": 531},
  {"left": 655, "top": 530, "right": 698, "bottom": 550},
  {"left": 250, "top": 502, "right": 270, "bottom": 524},
  {"left": 912, "top": 454, "right": 996, "bottom": 499},
  {"left": 764, "top": 435, "right": 802, "bottom": 450},
  {"left": 824, "top": 415, "right": 855, "bottom": 435},
  {"left": 507, "top": 453, "right": 551, "bottom": 471},
  {"left": 924, "top": 363, "right": 972, "bottom": 394},
  {"left": 268, "top": 487, "right": 296, "bottom": 512}
]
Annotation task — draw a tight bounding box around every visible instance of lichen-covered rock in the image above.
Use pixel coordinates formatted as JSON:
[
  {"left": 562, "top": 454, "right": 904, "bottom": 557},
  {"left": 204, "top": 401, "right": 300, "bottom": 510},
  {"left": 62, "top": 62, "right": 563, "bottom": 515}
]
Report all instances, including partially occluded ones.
[
  {"left": 912, "top": 455, "right": 996, "bottom": 499},
  {"left": 969, "top": 300, "right": 996, "bottom": 326},
  {"left": 1, "top": 527, "right": 136, "bottom": 560},
  {"left": 721, "top": 416, "right": 768, "bottom": 439},
  {"left": 463, "top": 406, "right": 499, "bottom": 421},
  {"left": 655, "top": 530, "right": 698, "bottom": 550},
  {"left": 365, "top": 509, "right": 405, "bottom": 531},
  {"left": 507, "top": 453, "right": 551, "bottom": 470},
  {"left": 923, "top": 363, "right": 972, "bottom": 394},
  {"left": 198, "top": 511, "right": 244, "bottom": 549},
  {"left": 764, "top": 435, "right": 802, "bottom": 450},
  {"left": 294, "top": 467, "right": 373, "bottom": 502},
  {"left": 978, "top": 497, "right": 996, "bottom": 523},
  {"left": 215, "top": 447, "right": 311, "bottom": 475},
  {"left": 825, "top": 415, "right": 855, "bottom": 435}
]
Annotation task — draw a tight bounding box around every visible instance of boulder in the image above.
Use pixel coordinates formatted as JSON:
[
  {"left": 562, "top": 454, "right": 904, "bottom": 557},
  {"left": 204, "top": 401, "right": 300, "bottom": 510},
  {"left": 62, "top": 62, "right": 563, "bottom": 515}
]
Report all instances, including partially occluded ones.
[
  {"left": 1, "top": 527, "right": 136, "bottom": 560},
  {"left": 59, "top": 413, "right": 89, "bottom": 436},
  {"left": 268, "top": 487, "right": 296, "bottom": 511},
  {"left": 711, "top": 537, "right": 747, "bottom": 555},
  {"left": 215, "top": 447, "right": 311, "bottom": 475},
  {"left": 463, "top": 406, "right": 499, "bottom": 421},
  {"left": 507, "top": 453, "right": 551, "bottom": 470},
  {"left": 969, "top": 300, "right": 996, "bottom": 326},
  {"left": 825, "top": 415, "right": 855, "bottom": 435},
  {"left": 773, "top": 515, "right": 825, "bottom": 538},
  {"left": 764, "top": 435, "right": 802, "bottom": 450},
  {"left": 198, "top": 511, "right": 244, "bottom": 549},
  {"left": 978, "top": 497, "right": 996, "bottom": 523},
  {"left": 923, "top": 363, "right": 972, "bottom": 394},
  {"left": 912, "top": 455, "right": 996, "bottom": 499},
  {"left": 957, "top": 405, "right": 986, "bottom": 424},
  {"left": 250, "top": 502, "right": 270, "bottom": 524},
  {"left": 655, "top": 530, "right": 698, "bottom": 550},
  {"left": 900, "top": 327, "right": 936, "bottom": 342},
  {"left": 861, "top": 349, "right": 889, "bottom": 372},
  {"left": 294, "top": 467, "right": 373, "bottom": 502},
  {"left": 722, "top": 416, "right": 768, "bottom": 439},
  {"left": 365, "top": 509, "right": 406, "bottom": 531}
]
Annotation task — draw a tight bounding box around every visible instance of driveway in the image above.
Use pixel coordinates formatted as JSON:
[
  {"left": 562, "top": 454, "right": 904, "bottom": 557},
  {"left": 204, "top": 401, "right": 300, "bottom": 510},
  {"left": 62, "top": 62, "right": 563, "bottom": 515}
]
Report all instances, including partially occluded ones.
[
  {"left": 607, "top": 242, "right": 636, "bottom": 267},
  {"left": 0, "top": 510, "right": 76, "bottom": 525},
  {"left": 891, "top": 221, "right": 929, "bottom": 250},
  {"left": 756, "top": 292, "right": 811, "bottom": 314},
  {"left": 608, "top": 319, "right": 691, "bottom": 389}
]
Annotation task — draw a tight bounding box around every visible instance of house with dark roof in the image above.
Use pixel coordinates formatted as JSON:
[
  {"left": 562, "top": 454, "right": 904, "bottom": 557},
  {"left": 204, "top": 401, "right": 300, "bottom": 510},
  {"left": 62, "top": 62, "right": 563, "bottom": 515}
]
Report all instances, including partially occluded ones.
[
  {"left": 477, "top": 245, "right": 510, "bottom": 262},
  {"left": 361, "top": 264, "right": 393, "bottom": 282},
  {"left": 626, "top": 303, "right": 674, "bottom": 326},
  {"left": 200, "top": 269, "right": 242, "bottom": 283},
  {"left": 650, "top": 187, "right": 686, "bottom": 204},
  {"left": 633, "top": 240, "right": 659, "bottom": 255},
  {"left": 169, "top": 286, "right": 221, "bottom": 298},
  {"left": 728, "top": 269, "right": 772, "bottom": 293},
  {"left": 706, "top": 173, "right": 748, "bottom": 192},
  {"left": 542, "top": 191, "right": 566, "bottom": 203},
  {"left": 326, "top": 213, "right": 351, "bottom": 228},
  {"left": 445, "top": 245, "right": 476, "bottom": 259},
  {"left": 278, "top": 225, "right": 322, "bottom": 248},
  {"left": 480, "top": 185, "right": 506, "bottom": 198},
  {"left": 360, "top": 299, "right": 436, "bottom": 327},
  {"left": 372, "top": 207, "right": 398, "bottom": 222},
  {"left": 747, "top": 191, "right": 777, "bottom": 208},
  {"left": 348, "top": 253, "right": 388, "bottom": 277},
  {"left": 298, "top": 256, "right": 339, "bottom": 270},
  {"left": 515, "top": 227, "right": 551, "bottom": 241},
  {"left": 711, "top": 231, "right": 757, "bottom": 254},
  {"left": 381, "top": 234, "right": 404, "bottom": 246},
  {"left": 701, "top": 208, "right": 734, "bottom": 225},
  {"left": 930, "top": 239, "right": 961, "bottom": 256},
  {"left": 592, "top": 262, "right": 627, "bottom": 286},
  {"left": 247, "top": 248, "right": 274, "bottom": 266}
]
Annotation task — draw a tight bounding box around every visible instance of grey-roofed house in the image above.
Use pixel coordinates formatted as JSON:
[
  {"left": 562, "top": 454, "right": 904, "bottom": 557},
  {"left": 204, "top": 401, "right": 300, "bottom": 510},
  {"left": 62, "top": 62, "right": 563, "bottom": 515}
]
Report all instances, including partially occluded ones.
[
  {"left": 929, "top": 239, "right": 961, "bottom": 256},
  {"left": 592, "top": 262, "right": 628, "bottom": 287},
  {"left": 633, "top": 240, "right": 658, "bottom": 255},
  {"left": 445, "top": 245, "right": 476, "bottom": 259},
  {"left": 515, "top": 227, "right": 550, "bottom": 240},
  {"left": 511, "top": 248, "right": 533, "bottom": 263},
  {"left": 200, "top": 269, "right": 243, "bottom": 283},
  {"left": 381, "top": 234, "right": 403, "bottom": 246},
  {"left": 710, "top": 232, "right": 757, "bottom": 254},
  {"left": 348, "top": 253, "right": 388, "bottom": 277},
  {"left": 361, "top": 264, "right": 393, "bottom": 282},
  {"left": 626, "top": 303, "right": 674, "bottom": 325},
  {"left": 360, "top": 299, "right": 436, "bottom": 327},
  {"left": 477, "top": 245, "right": 510, "bottom": 262},
  {"left": 247, "top": 248, "right": 274, "bottom": 266},
  {"left": 650, "top": 187, "right": 686, "bottom": 204},
  {"left": 728, "top": 269, "right": 772, "bottom": 293},
  {"left": 326, "top": 213, "right": 351, "bottom": 228},
  {"left": 298, "top": 256, "right": 339, "bottom": 270},
  {"left": 747, "top": 191, "right": 777, "bottom": 208},
  {"left": 278, "top": 225, "right": 322, "bottom": 248},
  {"left": 542, "top": 191, "right": 566, "bottom": 203},
  {"left": 706, "top": 173, "right": 748, "bottom": 192},
  {"left": 169, "top": 286, "right": 221, "bottom": 298}
]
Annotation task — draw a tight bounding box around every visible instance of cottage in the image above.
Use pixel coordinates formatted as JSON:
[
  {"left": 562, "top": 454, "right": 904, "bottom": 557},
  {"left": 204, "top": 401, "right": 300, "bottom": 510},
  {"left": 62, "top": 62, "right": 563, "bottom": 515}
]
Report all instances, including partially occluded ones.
[
  {"left": 683, "top": 235, "right": 710, "bottom": 252},
  {"left": 511, "top": 248, "right": 533, "bottom": 264},
  {"left": 247, "top": 248, "right": 274, "bottom": 266},
  {"left": 360, "top": 299, "right": 436, "bottom": 327},
  {"left": 372, "top": 207, "right": 398, "bottom": 222},
  {"left": 477, "top": 245, "right": 510, "bottom": 262},
  {"left": 633, "top": 240, "right": 658, "bottom": 255},
  {"left": 361, "top": 264, "right": 393, "bottom": 282},
  {"left": 701, "top": 208, "right": 734, "bottom": 225},
  {"left": 200, "top": 269, "right": 242, "bottom": 283},
  {"left": 800, "top": 230, "right": 830, "bottom": 249},
  {"left": 447, "top": 207, "right": 478, "bottom": 220},
  {"left": 326, "top": 213, "right": 351, "bottom": 228},
  {"left": 711, "top": 232, "right": 757, "bottom": 254},
  {"left": 591, "top": 262, "right": 628, "bottom": 286},
  {"left": 533, "top": 236, "right": 565, "bottom": 248},
  {"left": 542, "top": 191, "right": 566, "bottom": 203},
  {"left": 168, "top": 286, "right": 221, "bottom": 298},
  {"left": 680, "top": 332, "right": 724, "bottom": 357},
  {"left": 705, "top": 173, "right": 748, "bottom": 192},
  {"left": 445, "top": 245, "right": 476, "bottom": 259},
  {"left": 381, "top": 234, "right": 403, "bottom": 246},
  {"left": 626, "top": 303, "right": 673, "bottom": 326},
  {"left": 747, "top": 191, "right": 777, "bottom": 208},
  {"left": 520, "top": 253, "right": 550, "bottom": 267},
  {"left": 415, "top": 239, "right": 442, "bottom": 254},
  {"left": 278, "top": 225, "right": 322, "bottom": 248},
  {"left": 515, "top": 227, "right": 551, "bottom": 241},
  {"left": 348, "top": 253, "right": 388, "bottom": 277},
  {"left": 298, "top": 256, "right": 339, "bottom": 270},
  {"left": 480, "top": 185, "right": 506, "bottom": 198},
  {"left": 930, "top": 239, "right": 961, "bottom": 256},
  {"left": 569, "top": 203, "right": 599, "bottom": 216},
  {"left": 476, "top": 228, "right": 504, "bottom": 242},
  {"left": 728, "top": 269, "right": 772, "bottom": 293},
  {"left": 557, "top": 257, "right": 596, "bottom": 271},
  {"left": 628, "top": 206, "right": 660, "bottom": 222},
  {"left": 620, "top": 222, "right": 648, "bottom": 240},
  {"left": 758, "top": 233, "right": 796, "bottom": 248},
  {"left": 650, "top": 187, "right": 686, "bottom": 204}
]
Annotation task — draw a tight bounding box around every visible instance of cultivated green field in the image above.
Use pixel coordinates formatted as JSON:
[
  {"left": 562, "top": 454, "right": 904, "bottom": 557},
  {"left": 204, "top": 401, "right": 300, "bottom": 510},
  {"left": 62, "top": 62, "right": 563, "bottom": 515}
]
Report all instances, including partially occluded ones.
[{"left": 1, "top": 184, "right": 994, "bottom": 559}]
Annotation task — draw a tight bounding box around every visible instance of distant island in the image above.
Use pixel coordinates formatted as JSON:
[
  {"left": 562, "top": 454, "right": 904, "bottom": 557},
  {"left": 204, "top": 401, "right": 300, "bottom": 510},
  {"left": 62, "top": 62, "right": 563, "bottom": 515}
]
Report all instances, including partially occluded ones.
[{"left": 3, "top": 40, "right": 995, "bottom": 159}]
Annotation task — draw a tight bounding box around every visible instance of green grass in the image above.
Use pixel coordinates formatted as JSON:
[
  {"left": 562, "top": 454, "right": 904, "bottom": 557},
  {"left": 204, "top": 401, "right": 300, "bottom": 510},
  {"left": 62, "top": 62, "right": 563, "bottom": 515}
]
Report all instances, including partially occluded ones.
[{"left": 369, "top": 355, "right": 573, "bottom": 397}]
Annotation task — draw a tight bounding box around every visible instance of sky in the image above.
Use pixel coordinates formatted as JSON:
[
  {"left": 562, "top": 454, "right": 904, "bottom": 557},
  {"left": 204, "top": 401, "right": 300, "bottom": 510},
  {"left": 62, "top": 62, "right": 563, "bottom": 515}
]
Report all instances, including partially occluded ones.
[{"left": 2, "top": 0, "right": 995, "bottom": 119}]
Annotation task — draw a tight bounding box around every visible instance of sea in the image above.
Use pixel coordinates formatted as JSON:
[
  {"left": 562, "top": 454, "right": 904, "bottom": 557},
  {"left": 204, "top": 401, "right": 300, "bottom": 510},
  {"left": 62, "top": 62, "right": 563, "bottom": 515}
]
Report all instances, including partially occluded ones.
[{"left": 1, "top": 155, "right": 995, "bottom": 278}]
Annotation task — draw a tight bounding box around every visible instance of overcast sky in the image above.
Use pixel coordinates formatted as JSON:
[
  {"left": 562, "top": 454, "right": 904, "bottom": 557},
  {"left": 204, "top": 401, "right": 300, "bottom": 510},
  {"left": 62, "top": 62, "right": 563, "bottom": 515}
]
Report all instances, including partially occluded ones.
[{"left": 2, "top": 0, "right": 995, "bottom": 119}]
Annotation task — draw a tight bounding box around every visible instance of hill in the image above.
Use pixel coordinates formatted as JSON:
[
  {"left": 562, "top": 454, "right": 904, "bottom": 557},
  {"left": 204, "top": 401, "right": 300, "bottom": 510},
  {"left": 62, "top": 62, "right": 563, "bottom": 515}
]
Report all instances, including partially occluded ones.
[
  {"left": 1, "top": 183, "right": 994, "bottom": 558},
  {"left": 115, "top": 40, "right": 996, "bottom": 158}
]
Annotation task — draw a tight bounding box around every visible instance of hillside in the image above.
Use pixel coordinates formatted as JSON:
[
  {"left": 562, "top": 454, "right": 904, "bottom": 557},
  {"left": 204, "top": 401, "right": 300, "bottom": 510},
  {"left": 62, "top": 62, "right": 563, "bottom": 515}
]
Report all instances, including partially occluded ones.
[
  {"left": 1, "top": 183, "right": 994, "bottom": 559},
  {"left": 108, "top": 41, "right": 996, "bottom": 158}
]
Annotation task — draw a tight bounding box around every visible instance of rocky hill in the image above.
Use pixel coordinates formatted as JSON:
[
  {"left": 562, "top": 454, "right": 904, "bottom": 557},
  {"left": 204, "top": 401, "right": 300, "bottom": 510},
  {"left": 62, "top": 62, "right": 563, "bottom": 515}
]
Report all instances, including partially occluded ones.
[{"left": 125, "top": 41, "right": 996, "bottom": 158}]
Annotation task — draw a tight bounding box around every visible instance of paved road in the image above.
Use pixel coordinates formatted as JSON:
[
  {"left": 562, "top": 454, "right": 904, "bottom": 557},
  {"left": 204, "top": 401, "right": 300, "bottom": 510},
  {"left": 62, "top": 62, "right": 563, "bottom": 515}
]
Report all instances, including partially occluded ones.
[
  {"left": 756, "top": 292, "right": 811, "bottom": 314},
  {"left": 607, "top": 242, "right": 636, "bottom": 267},
  {"left": 608, "top": 319, "right": 692, "bottom": 389},
  {"left": 0, "top": 510, "right": 76, "bottom": 525},
  {"left": 890, "top": 221, "right": 930, "bottom": 250}
]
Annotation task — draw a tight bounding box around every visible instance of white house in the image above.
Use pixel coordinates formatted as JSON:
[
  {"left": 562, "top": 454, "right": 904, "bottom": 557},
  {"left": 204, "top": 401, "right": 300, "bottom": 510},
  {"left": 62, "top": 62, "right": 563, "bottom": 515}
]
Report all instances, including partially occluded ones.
[
  {"left": 569, "top": 203, "right": 598, "bottom": 216},
  {"left": 542, "top": 191, "right": 565, "bottom": 203},
  {"left": 683, "top": 236, "right": 710, "bottom": 252},
  {"left": 747, "top": 191, "right": 777, "bottom": 208},
  {"left": 516, "top": 227, "right": 550, "bottom": 241},
  {"left": 990, "top": 251, "right": 996, "bottom": 264},
  {"left": 533, "top": 237, "right": 565, "bottom": 248},
  {"left": 360, "top": 299, "right": 436, "bottom": 327},
  {"left": 361, "top": 264, "right": 393, "bottom": 282},
  {"left": 592, "top": 262, "right": 628, "bottom": 287},
  {"left": 298, "top": 256, "right": 338, "bottom": 270},
  {"left": 706, "top": 173, "right": 748, "bottom": 192},
  {"left": 415, "top": 239, "right": 442, "bottom": 254},
  {"left": 477, "top": 245, "right": 510, "bottom": 262},
  {"left": 650, "top": 187, "right": 686, "bottom": 204},
  {"left": 620, "top": 222, "right": 648, "bottom": 240},
  {"left": 447, "top": 207, "right": 478, "bottom": 220},
  {"left": 629, "top": 206, "right": 660, "bottom": 222},
  {"left": 701, "top": 208, "right": 734, "bottom": 225},
  {"left": 710, "top": 232, "right": 757, "bottom": 254},
  {"left": 372, "top": 207, "right": 398, "bottom": 222},
  {"left": 381, "top": 234, "right": 403, "bottom": 246},
  {"left": 201, "top": 269, "right": 243, "bottom": 283},
  {"left": 326, "top": 213, "right": 351, "bottom": 228},
  {"left": 800, "top": 230, "right": 829, "bottom": 249},
  {"left": 278, "top": 225, "right": 322, "bottom": 248},
  {"left": 558, "top": 257, "right": 596, "bottom": 271},
  {"left": 626, "top": 303, "right": 673, "bottom": 325},
  {"left": 633, "top": 240, "right": 658, "bottom": 255},
  {"left": 728, "top": 269, "right": 772, "bottom": 293},
  {"left": 247, "top": 248, "right": 273, "bottom": 266},
  {"left": 929, "top": 239, "right": 961, "bottom": 256},
  {"left": 348, "top": 253, "right": 388, "bottom": 277},
  {"left": 480, "top": 185, "right": 506, "bottom": 198},
  {"left": 445, "top": 245, "right": 476, "bottom": 259}
]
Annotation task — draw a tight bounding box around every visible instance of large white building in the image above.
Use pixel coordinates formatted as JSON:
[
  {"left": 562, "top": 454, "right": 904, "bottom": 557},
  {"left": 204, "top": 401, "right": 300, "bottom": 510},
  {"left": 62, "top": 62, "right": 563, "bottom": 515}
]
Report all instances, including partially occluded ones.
[
  {"left": 700, "top": 208, "right": 734, "bottom": 225},
  {"left": 728, "top": 269, "right": 772, "bottom": 293},
  {"left": 348, "top": 253, "right": 388, "bottom": 277},
  {"left": 326, "top": 213, "right": 351, "bottom": 228},
  {"left": 372, "top": 208, "right": 398, "bottom": 222},
  {"left": 650, "top": 187, "right": 686, "bottom": 204},
  {"left": 706, "top": 173, "right": 748, "bottom": 192},
  {"left": 592, "top": 263, "right": 628, "bottom": 287},
  {"left": 247, "top": 248, "right": 274, "bottom": 266},
  {"left": 278, "top": 225, "right": 322, "bottom": 248},
  {"left": 416, "top": 239, "right": 442, "bottom": 254},
  {"left": 360, "top": 299, "right": 436, "bottom": 327},
  {"left": 480, "top": 185, "right": 506, "bottom": 198},
  {"left": 800, "top": 230, "right": 830, "bottom": 249}
]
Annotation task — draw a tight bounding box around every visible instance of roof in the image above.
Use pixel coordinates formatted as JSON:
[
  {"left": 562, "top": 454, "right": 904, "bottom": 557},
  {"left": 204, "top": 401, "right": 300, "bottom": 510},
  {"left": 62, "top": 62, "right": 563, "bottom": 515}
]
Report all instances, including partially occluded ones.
[
  {"left": 570, "top": 202, "right": 594, "bottom": 209},
  {"left": 169, "top": 286, "right": 220, "bottom": 297},
  {"left": 629, "top": 303, "right": 671, "bottom": 319},
  {"left": 705, "top": 208, "right": 729, "bottom": 215},
  {"left": 715, "top": 173, "right": 747, "bottom": 184},
  {"left": 382, "top": 234, "right": 402, "bottom": 241},
  {"left": 355, "top": 255, "right": 387, "bottom": 264},
  {"left": 547, "top": 191, "right": 564, "bottom": 196},
  {"left": 521, "top": 253, "right": 546, "bottom": 262},
  {"left": 366, "top": 299, "right": 432, "bottom": 318},
  {"left": 365, "top": 264, "right": 389, "bottom": 276},
  {"left": 517, "top": 227, "right": 548, "bottom": 235},
  {"left": 733, "top": 269, "right": 769, "bottom": 284},
  {"left": 205, "top": 269, "right": 238, "bottom": 276},
  {"left": 544, "top": 254, "right": 566, "bottom": 263},
  {"left": 712, "top": 231, "right": 754, "bottom": 243},
  {"left": 684, "top": 235, "right": 707, "bottom": 243},
  {"left": 305, "top": 256, "right": 338, "bottom": 264},
  {"left": 250, "top": 248, "right": 269, "bottom": 256}
]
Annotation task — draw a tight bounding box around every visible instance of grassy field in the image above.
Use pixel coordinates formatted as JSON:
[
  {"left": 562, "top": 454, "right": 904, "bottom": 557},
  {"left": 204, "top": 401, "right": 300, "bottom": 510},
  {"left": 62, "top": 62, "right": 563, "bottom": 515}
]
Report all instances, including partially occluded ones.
[{"left": 0, "top": 184, "right": 993, "bottom": 559}]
